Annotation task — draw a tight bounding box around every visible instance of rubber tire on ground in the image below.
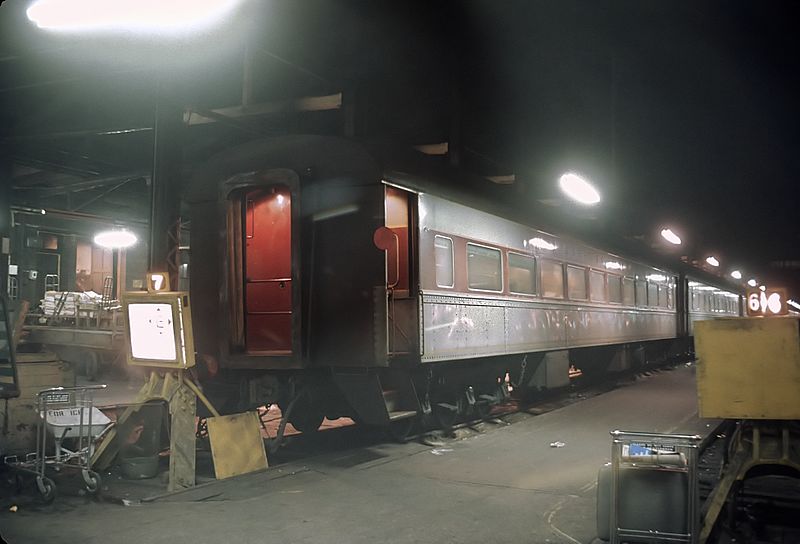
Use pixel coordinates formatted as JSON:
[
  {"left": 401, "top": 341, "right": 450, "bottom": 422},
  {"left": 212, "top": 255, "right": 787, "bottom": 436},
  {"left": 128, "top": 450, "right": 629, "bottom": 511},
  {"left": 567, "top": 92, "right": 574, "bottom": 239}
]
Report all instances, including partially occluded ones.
[
  {"left": 82, "top": 468, "right": 101, "bottom": 494},
  {"left": 36, "top": 475, "right": 56, "bottom": 504}
]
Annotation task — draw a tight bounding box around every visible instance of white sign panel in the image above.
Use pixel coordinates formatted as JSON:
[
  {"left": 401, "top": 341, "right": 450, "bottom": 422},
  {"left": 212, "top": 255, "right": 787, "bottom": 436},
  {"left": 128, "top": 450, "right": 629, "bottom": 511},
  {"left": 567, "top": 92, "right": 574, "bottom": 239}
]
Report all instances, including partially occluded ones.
[{"left": 127, "top": 303, "right": 178, "bottom": 361}]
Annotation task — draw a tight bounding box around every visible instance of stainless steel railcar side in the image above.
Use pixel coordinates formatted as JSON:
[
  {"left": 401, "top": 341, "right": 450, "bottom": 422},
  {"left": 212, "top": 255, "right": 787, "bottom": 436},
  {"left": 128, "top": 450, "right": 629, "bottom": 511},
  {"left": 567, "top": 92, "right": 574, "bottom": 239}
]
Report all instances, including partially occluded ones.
[
  {"left": 187, "top": 135, "right": 741, "bottom": 434},
  {"left": 415, "top": 193, "right": 679, "bottom": 361}
]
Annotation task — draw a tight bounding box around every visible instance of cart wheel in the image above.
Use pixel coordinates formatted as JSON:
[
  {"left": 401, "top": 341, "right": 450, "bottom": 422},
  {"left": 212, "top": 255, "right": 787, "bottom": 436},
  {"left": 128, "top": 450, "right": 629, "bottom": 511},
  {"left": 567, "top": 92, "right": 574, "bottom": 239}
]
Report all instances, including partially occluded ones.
[
  {"left": 81, "top": 469, "right": 101, "bottom": 494},
  {"left": 36, "top": 475, "right": 56, "bottom": 504}
]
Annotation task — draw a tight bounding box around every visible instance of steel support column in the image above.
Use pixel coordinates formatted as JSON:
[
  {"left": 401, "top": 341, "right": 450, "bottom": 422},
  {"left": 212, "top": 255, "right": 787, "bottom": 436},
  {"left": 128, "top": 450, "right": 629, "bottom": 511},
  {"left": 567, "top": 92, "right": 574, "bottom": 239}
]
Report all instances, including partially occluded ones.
[
  {"left": 0, "top": 157, "right": 10, "bottom": 296},
  {"left": 149, "top": 82, "right": 184, "bottom": 279}
]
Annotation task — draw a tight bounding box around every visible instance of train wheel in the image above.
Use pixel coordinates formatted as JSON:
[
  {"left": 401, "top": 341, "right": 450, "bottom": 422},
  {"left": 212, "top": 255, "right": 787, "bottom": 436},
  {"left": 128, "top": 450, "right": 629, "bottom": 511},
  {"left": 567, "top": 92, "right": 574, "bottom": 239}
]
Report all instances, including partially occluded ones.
[
  {"left": 279, "top": 386, "right": 325, "bottom": 434},
  {"left": 289, "top": 410, "right": 325, "bottom": 434},
  {"left": 433, "top": 402, "right": 458, "bottom": 430},
  {"left": 387, "top": 416, "right": 416, "bottom": 443},
  {"left": 474, "top": 401, "right": 492, "bottom": 420}
]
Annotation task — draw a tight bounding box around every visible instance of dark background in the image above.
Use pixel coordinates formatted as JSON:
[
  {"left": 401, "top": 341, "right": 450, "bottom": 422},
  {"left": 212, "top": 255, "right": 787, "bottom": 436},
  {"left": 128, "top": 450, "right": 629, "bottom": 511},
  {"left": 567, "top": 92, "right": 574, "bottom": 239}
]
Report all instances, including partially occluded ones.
[{"left": 1, "top": 0, "right": 798, "bottom": 294}]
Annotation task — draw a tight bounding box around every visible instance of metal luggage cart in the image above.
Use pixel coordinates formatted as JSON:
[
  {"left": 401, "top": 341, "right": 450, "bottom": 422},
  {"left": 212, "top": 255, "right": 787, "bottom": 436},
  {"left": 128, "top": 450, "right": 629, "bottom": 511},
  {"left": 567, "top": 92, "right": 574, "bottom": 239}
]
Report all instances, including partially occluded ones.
[
  {"left": 607, "top": 430, "right": 701, "bottom": 544},
  {"left": 4, "top": 385, "right": 110, "bottom": 503}
]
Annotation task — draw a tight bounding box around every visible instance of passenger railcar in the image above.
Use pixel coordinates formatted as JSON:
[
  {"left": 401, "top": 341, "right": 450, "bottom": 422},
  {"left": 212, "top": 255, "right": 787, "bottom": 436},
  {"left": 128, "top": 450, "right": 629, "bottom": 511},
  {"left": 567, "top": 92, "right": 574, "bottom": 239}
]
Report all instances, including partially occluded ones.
[{"left": 186, "top": 135, "right": 741, "bottom": 436}]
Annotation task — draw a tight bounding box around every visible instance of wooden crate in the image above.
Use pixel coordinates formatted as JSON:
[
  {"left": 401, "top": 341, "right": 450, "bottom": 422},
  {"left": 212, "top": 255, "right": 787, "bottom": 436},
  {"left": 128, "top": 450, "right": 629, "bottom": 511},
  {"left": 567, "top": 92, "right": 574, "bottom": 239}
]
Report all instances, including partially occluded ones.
[
  {"left": 695, "top": 317, "right": 800, "bottom": 420},
  {"left": 0, "top": 352, "right": 74, "bottom": 455}
]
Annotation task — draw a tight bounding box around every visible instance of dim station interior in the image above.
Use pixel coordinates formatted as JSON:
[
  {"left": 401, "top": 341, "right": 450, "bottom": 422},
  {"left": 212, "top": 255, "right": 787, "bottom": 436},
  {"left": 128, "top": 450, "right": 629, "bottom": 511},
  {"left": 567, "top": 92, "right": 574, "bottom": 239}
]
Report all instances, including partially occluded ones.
[{"left": 1, "top": 2, "right": 800, "bottom": 544}]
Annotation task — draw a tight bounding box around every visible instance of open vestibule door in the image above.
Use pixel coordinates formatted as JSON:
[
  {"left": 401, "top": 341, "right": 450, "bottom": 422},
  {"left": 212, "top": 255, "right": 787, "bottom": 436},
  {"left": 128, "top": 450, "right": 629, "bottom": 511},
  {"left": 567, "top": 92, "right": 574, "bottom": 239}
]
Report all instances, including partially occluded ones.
[
  {"left": 379, "top": 185, "right": 418, "bottom": 357},
  {"left": 243, "top": 185, "right": 293, "bottom": 354}
]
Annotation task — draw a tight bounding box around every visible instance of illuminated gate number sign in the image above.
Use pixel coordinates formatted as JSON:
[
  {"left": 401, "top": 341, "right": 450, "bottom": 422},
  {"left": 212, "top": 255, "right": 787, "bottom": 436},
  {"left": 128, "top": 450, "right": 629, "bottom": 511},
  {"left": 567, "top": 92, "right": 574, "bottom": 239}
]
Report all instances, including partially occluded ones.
[{"left": 746, "top": 288, "right": 788, "bottom": 316}]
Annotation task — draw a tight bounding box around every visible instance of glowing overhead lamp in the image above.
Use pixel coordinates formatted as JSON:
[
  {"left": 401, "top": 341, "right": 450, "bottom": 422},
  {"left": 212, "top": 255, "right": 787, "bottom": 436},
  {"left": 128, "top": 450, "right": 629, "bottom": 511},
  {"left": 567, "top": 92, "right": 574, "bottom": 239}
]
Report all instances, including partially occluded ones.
[
  {"left": 747, "top": 278, "right": 757, "bottom": 288},
  {"left": 604, "top": 261, "right": 626, "bottom": 271},
  {"left": 705, "top": 256, "right": 720, "bottom": 267},
  {"left": 730, "top": 270, "right": 742, "bottom": 280},
  {"left": 660, "top": 228, "right": 681, "bottom": 245},
  {"left": 94, "top": 229, "right": 137, "bottom": 249},
  {"left": 26, "top": 0, "right": 241, "bottom": 33},
  {"left": 646, "top": 274, "right": 667, "bottom": 282},
  {"left": 558, "top": 173, "right": 600, "bottom": 206},
  {"left": 759, "top": 285, "right": 766, "bottom": 292}
]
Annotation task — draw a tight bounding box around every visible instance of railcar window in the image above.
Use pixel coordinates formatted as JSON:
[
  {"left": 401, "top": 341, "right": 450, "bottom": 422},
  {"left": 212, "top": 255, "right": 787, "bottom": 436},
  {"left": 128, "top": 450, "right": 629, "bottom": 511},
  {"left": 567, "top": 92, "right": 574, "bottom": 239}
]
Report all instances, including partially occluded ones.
[
  {"left": 691, "top": 290, "right": 699, "bottom": 311},
  {"left": 623, "top": 277, "right": 635, "bottom": 306},
  {"left": 647, "top": 282, "right": 659, "bottom": 307},
  {"left": 567, "top": 265, "right": 587, "bottom": 301},
  {"left": 667, "top": 285, "right": 674, "bottom": 309},
  {"left": 466, "top": 243, "right": 502, "bottom": 291},
  {"left": 540, "top": 260, "right": 564, "bottom": 299},
  {"left": 508, "top": 253, "right": 536, "bottom": 295},
  {"left": 608, "top": 274, "right": 622, "bottom": 303},
  {"left": 434, "top": 236, "right": 454, "bottom": 288},
  {"left": 659, "top": 285, "right": 669, "bottom": 308},
  {"left": 590, "top": 270, "right": 606, "bottom": 302},
  {"left": 635, "top": 279, "right": 647, "bottom": 307}
]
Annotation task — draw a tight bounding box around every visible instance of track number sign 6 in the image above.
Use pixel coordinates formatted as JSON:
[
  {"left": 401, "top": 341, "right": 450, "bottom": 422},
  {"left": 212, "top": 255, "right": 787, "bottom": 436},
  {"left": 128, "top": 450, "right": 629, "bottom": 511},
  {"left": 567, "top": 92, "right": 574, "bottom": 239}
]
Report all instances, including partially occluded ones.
[{"left": 746, "top": 289, "right": 788, "bottom": 317}]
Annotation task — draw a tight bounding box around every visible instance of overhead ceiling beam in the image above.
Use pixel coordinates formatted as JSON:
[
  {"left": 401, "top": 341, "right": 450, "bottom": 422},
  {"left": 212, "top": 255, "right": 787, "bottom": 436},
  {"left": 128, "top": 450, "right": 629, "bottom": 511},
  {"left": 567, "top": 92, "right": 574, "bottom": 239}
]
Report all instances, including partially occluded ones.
[
  {"left": 71, "top": 177, "right": 143, "bottom": 212},
  {"left": 4, "top": 126, "right": 153, "bottom": 142},
  {"left": 12, "top": 155, "right": 102, "bottom": 178},
  {"left": 184, "top": 93, "right": 342, "bottom": 126},
  {"left": 13, "top": 172, "right": 150, "bottom": 198}
]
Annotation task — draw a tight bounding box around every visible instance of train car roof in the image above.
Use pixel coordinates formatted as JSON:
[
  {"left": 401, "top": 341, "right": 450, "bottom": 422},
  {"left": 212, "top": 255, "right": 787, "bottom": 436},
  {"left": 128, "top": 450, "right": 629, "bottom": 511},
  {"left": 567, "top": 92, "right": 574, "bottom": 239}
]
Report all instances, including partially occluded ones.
[{"left": 190, "top": 135, "right": 741, "bottom": 293}]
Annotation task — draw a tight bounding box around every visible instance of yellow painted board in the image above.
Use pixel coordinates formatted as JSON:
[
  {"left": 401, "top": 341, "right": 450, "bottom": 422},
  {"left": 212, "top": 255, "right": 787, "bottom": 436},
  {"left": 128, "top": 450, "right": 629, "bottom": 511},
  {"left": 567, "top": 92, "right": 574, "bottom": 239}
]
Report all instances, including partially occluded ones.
[
  {"left": 206, "top": 411, "right": 268, "bottom": 480},
  {"left": 695, "top": 317, "right": 800, "bottom": 420}
]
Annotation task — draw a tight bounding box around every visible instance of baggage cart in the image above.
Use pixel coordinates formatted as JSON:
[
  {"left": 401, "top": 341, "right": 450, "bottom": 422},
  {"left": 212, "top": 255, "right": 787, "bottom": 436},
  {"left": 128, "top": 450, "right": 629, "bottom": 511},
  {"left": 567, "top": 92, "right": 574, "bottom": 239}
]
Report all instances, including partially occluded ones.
[{"left": 4, "top": 385, "right": 110, "bottom": 502}]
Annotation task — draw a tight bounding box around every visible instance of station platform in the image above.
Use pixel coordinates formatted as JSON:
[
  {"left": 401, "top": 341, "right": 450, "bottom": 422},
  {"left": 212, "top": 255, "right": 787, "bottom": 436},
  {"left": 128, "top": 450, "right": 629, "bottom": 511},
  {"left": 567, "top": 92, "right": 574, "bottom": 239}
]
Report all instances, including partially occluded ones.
[{"left": 0, "top": 364, "right": 718, "bottom": 544}]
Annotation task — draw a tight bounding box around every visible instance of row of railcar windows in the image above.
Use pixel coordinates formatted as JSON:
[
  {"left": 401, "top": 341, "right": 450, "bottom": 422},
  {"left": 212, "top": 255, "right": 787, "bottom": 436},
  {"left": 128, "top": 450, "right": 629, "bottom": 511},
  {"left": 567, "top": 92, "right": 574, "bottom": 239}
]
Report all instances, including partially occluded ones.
[
  {"left": 690, "top": 291, "right": 738, "bottom": 314},
  {"left": 433, "top": 236, "right": 674, "bottom": 309}
]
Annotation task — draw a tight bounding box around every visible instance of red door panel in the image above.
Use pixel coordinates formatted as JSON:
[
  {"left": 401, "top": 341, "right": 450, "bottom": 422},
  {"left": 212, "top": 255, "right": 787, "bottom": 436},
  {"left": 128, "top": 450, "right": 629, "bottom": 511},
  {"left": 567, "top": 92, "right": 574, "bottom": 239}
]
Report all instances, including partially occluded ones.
[
  {"left": 245, "top": 185, "right": 293, "bottom": 353},
  {"left": 246, "top": 315, "right": 292, "bottom": 353},
  {"left": 246, "top": 281, "right": 292, "bottom": 313}
]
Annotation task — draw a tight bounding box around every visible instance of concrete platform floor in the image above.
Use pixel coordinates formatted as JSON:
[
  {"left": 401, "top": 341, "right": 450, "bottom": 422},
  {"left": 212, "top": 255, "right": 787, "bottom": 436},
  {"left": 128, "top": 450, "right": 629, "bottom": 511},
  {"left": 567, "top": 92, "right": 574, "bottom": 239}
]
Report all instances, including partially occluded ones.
[{"left": 0, "top": 364, "right": 717, "bottom": 544}]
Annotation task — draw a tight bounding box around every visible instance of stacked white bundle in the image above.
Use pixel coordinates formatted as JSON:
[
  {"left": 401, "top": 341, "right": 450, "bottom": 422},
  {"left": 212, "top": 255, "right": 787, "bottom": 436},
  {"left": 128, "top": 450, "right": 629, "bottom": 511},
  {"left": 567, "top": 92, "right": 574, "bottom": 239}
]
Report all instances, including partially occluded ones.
[{"left": 41, "top": 291, "right": 103, "bottom": 316}]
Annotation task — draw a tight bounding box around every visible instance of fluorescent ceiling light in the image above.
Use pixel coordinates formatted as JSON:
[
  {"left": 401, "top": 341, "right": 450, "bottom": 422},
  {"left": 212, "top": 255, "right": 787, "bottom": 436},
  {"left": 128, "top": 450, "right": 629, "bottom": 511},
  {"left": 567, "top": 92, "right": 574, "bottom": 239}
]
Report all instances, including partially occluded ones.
[
  {"left": 660, "top": 228, "right": 681, "bottom": 245},
  {"left": 558, "top": 173, "right": 600, "bottom": 206},
  {"left": 730, "top": 270, "right": 742, "bottom": 280},
  {"left": 27, "top": 0, "right": 241, "bottom": 33},
  {"left": 747, "top": 279, "right": 757, "bottom": 287},
  {"left": 705, "top": 256, "right": 720, "bottom": 267}
]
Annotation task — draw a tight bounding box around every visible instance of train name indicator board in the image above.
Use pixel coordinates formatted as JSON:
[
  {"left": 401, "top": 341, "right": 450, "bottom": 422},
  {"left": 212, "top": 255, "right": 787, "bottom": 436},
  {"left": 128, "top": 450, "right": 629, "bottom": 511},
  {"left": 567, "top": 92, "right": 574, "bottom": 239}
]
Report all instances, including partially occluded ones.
[{"left": 746, "top": 288, "right": 788, "bottom": 317}]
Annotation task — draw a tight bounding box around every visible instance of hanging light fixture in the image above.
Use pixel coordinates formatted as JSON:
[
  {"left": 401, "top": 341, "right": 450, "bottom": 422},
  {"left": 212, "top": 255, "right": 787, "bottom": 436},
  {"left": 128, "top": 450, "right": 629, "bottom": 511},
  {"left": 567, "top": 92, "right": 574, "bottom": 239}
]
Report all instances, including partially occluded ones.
[{"left": 94, "top": 229, "right": 137, "bottom": 249}]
